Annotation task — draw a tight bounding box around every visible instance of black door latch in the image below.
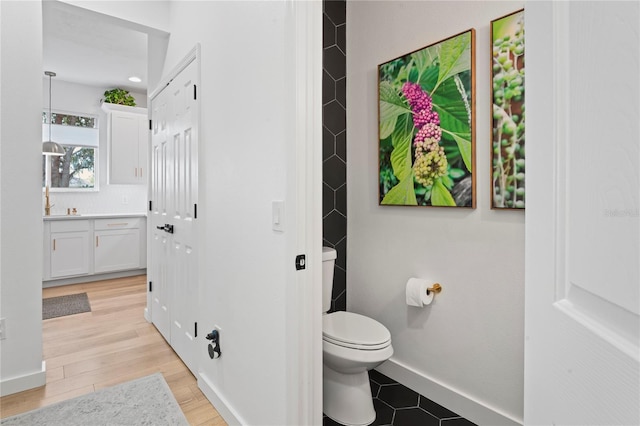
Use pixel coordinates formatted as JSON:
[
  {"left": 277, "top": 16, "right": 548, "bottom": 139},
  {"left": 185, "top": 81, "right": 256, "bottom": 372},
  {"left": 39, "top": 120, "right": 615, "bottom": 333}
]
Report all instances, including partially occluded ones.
[
  {"left": 206, "top": 329, "right": 221, "bottom": 359},
  {"left": 295, "top": 254, "right": 306, "bottom": 270},
  {"left": 156, "top": 224, "right": 174, "bottom": 234}
]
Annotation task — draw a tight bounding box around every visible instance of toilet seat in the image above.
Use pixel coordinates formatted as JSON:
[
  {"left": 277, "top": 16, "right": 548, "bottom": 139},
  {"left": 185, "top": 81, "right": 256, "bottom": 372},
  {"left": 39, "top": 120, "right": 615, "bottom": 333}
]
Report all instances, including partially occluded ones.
[{"left": 323, "top": 311, "right": 391, "bottom": 351}]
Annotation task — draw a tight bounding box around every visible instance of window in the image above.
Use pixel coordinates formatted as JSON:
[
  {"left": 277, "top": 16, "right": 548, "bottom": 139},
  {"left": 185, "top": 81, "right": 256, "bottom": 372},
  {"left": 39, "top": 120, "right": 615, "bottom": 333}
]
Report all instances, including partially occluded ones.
[{"left": 43, "top": 111, "right": 99, "bottom": 190}]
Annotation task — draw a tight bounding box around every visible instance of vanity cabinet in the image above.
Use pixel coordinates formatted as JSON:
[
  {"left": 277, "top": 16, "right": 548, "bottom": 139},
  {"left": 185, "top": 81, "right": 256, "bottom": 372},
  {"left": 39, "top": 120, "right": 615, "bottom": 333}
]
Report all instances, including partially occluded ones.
[
  {"left": 43, "top": 215, "right": 146, "bottom": 284},
  {"left": 102, "top": 103, "right": 148, "bottom": 185},
  {"left": 49, "top": 220, "right": 90, "bottom": 279},
  {"left": 94, "top": 218, "right": 143, "bottom": 273}
]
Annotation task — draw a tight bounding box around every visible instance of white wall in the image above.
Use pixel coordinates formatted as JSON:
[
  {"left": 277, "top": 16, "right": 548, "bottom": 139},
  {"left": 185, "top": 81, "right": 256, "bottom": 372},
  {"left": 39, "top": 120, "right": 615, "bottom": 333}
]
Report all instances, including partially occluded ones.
[
  {"left": 59, "top": 0, "right": 170, "bottom": 35},
  {"left": 0, "top": 0, "right": 166, "bottom": 397},
  {"left": 160, "top": 2, "right": 302, "bottom": 425},
  {"left": 42, "top": 78, "right": 147, "bottom": 215},
  {"left": 347, "top": 1, "right": 524, "bottom": 424},
  {"left": 0, "top": 0, "right": 46, "bottom": 396}
]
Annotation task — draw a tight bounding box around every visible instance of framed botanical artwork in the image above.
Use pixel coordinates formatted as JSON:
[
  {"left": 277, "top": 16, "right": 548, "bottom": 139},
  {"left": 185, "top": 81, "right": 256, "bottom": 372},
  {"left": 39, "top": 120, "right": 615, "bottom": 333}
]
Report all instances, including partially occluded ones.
[
  {"left": 378, "top": 29, "right": 475, "bottom": 208},
  {"left": 491, "top": 9, "right": 525, "bottom": 209}
]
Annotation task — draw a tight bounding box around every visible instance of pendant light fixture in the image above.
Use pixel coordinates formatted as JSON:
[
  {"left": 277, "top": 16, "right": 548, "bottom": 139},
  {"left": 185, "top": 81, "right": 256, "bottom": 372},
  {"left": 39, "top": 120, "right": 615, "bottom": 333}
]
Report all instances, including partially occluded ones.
[{"left": 42, "top": 71, "right": 65, "bottom": 156}]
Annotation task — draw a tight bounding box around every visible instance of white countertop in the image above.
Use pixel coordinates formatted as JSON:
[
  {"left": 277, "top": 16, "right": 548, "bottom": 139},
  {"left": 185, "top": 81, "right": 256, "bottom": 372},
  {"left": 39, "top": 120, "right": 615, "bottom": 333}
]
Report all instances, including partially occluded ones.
[{"left": 43, "top": 213, "right": 147, "bottom": 221}]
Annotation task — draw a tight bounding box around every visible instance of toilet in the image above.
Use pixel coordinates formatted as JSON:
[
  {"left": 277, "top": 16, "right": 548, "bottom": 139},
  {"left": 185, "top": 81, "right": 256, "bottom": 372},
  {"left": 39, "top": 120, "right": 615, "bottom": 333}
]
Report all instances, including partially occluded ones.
[{"left": 322, "top": 247, "right": 393, "bottom": 426}]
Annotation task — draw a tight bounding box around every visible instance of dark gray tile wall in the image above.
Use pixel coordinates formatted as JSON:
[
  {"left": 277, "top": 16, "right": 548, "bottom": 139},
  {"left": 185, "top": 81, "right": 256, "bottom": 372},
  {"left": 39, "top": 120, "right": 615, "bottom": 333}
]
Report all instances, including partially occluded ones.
[{"left": 323, "top": 0, "right": 347, "bottom": 312}]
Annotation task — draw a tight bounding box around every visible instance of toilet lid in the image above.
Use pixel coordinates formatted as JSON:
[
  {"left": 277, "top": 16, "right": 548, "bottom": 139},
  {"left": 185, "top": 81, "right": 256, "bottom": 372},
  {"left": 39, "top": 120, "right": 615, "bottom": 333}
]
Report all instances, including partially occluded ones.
[{"left": 323, "top": 311, "right": 391, "bottom": 350}]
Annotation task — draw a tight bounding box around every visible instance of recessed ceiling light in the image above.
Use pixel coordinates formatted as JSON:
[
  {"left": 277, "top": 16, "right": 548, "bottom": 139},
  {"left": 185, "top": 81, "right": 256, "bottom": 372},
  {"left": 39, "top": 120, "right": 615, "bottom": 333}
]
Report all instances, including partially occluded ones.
[{"left": 128, "top": 76, "right": 142, "bottom": 83}]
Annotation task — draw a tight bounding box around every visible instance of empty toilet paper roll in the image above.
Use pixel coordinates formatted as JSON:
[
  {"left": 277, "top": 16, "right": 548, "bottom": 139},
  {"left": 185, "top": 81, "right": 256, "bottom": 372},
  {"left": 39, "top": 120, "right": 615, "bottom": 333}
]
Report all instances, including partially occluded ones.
[{"left": 405, "top": 278, "right": 435, "bottom": 307}]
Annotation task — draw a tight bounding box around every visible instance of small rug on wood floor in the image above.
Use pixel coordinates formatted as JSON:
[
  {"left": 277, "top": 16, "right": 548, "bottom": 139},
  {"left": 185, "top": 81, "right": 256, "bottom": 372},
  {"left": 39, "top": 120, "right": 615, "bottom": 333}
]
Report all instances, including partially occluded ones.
[
  {"left": 0, "top": 373, "right": 189, "bottom": 426},
  {"left": 42, "top": 292, "right": 91, "bottom": 320}
]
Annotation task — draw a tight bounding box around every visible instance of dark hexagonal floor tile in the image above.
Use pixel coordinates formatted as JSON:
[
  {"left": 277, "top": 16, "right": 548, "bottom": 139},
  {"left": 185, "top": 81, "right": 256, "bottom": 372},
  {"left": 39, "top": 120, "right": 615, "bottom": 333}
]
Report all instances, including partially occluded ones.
[
  {"left": 323, "top": 414, "right": 343, "bottom": 426},
  {"left": 371, "top": 399, "right": 395, "bottom": 425},
  {"left": 419, "top": 395, "right": 460, "bottom": 419},
  {"left": 441, "top": 417, "right": 478, "bottom": 426},
  {"left": 392, "top": 408, "right": 439, "bottom": 426},
  {"left": 369, "top": 369, "right": 397, "bottom": 385},
  {"left": 370, "top": 380, "right": 381, "bottom": 398},
  {"left": 377, "top": 384, "right": 419, "bottom": 409}
]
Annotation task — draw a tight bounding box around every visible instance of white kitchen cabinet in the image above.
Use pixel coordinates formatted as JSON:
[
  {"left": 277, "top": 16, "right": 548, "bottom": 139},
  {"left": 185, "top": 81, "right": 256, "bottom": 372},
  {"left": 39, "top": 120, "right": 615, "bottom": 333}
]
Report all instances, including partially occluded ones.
[
  {"left": 43, "top": 215, "right": 146, "bottom": 284},
  {"left": 49, "top": 220, "right": 90, "bottom": 279},
  {"left": 102, "top": 103, "right": 148, "bottom": 185},
  {"left": 94, "top": 218, "right": 143, "bottom": 273}
]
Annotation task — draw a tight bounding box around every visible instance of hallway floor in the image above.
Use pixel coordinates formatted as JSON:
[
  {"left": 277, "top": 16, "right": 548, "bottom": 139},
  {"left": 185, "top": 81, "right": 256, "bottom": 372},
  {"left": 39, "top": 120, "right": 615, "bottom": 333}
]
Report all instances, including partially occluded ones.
[{"left": 0, "top": 275, "right": 225, "bottom": 425}]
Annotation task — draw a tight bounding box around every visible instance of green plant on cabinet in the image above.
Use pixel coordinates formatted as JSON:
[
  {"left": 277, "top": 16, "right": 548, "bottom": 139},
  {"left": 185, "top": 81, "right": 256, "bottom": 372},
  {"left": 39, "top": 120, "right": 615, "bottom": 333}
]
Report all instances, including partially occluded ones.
[{"left": 102, "top": 88, "right": 136, "bottom": 107}]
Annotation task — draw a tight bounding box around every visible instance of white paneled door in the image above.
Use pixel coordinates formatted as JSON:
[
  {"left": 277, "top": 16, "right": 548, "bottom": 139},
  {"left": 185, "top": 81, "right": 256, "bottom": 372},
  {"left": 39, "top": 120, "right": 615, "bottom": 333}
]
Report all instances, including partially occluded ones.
[
  {"left": 525, "top": 2, "right": 639, "bottom": 425},
  {"left": 149, "top": 55, "right": 199, "bottom": 375}
]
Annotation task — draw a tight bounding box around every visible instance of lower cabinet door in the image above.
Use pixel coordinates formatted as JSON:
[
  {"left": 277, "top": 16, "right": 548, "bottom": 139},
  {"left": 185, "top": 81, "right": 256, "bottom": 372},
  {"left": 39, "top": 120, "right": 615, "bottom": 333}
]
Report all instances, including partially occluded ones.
[
  {"left": 94, "top": 229, "right": 141, "bottom": 273},
  {"left": 50, "top": 231, "right": 90, "bottom": 278}
]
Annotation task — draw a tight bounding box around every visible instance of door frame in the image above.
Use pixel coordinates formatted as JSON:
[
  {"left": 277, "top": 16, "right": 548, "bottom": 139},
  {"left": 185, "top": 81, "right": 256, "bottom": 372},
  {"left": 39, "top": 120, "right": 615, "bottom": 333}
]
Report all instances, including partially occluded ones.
[{"left": 286, "top": 1, "right": 324, "bottom": 424}]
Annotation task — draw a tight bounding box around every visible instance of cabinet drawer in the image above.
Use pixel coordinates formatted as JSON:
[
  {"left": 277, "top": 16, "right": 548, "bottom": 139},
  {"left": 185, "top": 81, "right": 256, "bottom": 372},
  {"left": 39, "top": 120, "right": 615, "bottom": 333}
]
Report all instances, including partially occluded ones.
[
  {"left": 50, "top": 220, "right": 90, "bottom": 233},
  {"left": 94, "top": 217, "right": 143, "bottom": 230}
]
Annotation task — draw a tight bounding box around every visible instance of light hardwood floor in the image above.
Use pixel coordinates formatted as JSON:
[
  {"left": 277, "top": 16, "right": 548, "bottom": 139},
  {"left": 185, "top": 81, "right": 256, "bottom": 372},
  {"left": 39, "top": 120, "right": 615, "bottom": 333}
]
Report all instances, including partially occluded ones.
[{"left": 0, "top": 275, "right": 227, "bottom": 426}]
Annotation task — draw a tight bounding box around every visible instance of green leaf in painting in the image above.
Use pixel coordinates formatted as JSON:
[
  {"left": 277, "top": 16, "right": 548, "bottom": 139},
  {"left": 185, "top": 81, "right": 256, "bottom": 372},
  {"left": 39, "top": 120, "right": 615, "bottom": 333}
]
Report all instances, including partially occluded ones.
[
  {"left": 412, "top": 48, "right": 437, "bottom": 80},
  {"left": 433, "top": 31, "right": 472, "bottom": 93},
  {"left": 417, "top": 65, "right": 439, "bottom": 94},
  {"left": 445, "top": 130, "right": 472, "bottom": 172},
  {"left": 431, "top": 178, "right": 456, "bottom": 206},
  {"left": 381, "top": 174, "right": 417, "bottom": 205},
  {"left": 390, "top": 114, "right": 413, "bottom": 182},
  {"left": 449, "top": 168, "right": 466, "bottom": 179},
  {"left": 432, "top": 76, "right": 471, "bottom": 138},
  {"left": 441, "top": 174, "right": 454, "bottom": 190},
  {"left": 379, "top": 81, "right": 410, "bottom": 139},
  {"left": 380, "top": 116, "right": 398, "bottom": 141}
]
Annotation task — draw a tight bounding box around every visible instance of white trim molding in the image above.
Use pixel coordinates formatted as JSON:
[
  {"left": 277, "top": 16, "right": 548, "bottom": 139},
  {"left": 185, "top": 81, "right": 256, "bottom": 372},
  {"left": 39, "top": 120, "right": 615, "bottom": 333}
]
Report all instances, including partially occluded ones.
[
  {"left": 0, "top": 361, "right": 46, "bottom": 397},
  {"left": 198, "top": 373, "right": 243, "bottom": 426}
]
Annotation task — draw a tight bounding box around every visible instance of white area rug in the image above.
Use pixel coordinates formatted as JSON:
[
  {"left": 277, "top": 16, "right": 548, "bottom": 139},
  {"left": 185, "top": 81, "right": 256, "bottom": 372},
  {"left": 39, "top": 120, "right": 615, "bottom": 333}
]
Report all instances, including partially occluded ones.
[{"left": 1, "top": 373, "right": 189, "bottom": 425}]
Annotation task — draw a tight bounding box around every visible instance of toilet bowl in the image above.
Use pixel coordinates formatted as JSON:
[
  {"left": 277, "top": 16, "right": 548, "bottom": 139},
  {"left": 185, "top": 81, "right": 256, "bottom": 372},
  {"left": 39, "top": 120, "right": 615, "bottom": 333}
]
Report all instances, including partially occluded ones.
[{"left": 322, "top": 247, "right": 393, "bottom": 426}]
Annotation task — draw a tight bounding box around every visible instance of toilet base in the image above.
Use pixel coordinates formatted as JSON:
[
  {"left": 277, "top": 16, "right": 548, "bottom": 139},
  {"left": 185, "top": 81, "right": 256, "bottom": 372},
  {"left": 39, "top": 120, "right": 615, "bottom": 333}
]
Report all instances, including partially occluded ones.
[{"left": 323, "top": 364, "right": 375, "bottom": 426}]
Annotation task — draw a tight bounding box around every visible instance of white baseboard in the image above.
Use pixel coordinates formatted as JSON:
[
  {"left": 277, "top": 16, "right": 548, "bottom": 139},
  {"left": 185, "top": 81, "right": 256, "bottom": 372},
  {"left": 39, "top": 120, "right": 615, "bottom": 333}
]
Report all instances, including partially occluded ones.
[
  {"left": 43, "top": 269, "right": 146, "bottom": 288},
  {"left": 198, "top": 371, "right": 245, "bottom": 426},
  {"left": 144, "top": 307, "right": 150, "bottom": 323},
  {"left": 0, "top": 361, "right": 46, "bottom": 397},
  {"left": 376, "top": 358, "right": 523, "bottom": 426}
]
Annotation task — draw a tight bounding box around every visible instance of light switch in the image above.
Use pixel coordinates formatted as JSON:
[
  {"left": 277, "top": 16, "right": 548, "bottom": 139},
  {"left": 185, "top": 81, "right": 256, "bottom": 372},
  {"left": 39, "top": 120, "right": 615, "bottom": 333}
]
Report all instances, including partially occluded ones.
[{"left": 272, "top": 200, "right": 284, "bottom": 232}]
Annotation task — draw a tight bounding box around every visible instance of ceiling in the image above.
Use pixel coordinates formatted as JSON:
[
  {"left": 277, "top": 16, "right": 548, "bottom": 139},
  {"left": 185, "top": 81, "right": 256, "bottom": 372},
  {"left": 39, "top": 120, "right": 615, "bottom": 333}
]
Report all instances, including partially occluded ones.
[{"left": 43, "top": 1, "right": 148, "bottom": 93}]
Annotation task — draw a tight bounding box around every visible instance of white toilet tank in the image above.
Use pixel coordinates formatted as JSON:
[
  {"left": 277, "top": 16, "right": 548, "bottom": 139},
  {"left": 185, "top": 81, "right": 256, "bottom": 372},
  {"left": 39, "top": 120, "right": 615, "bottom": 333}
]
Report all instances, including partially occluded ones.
[{"left": 322, "top": 247, "right": 337, "bottom": 312}]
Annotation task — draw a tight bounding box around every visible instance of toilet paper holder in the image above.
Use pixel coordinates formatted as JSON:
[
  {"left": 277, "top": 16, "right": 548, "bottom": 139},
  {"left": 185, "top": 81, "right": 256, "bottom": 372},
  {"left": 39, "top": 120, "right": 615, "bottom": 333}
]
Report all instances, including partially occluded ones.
[{"left": 427, "top": 283, "right": 442, "bottom": 295}]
